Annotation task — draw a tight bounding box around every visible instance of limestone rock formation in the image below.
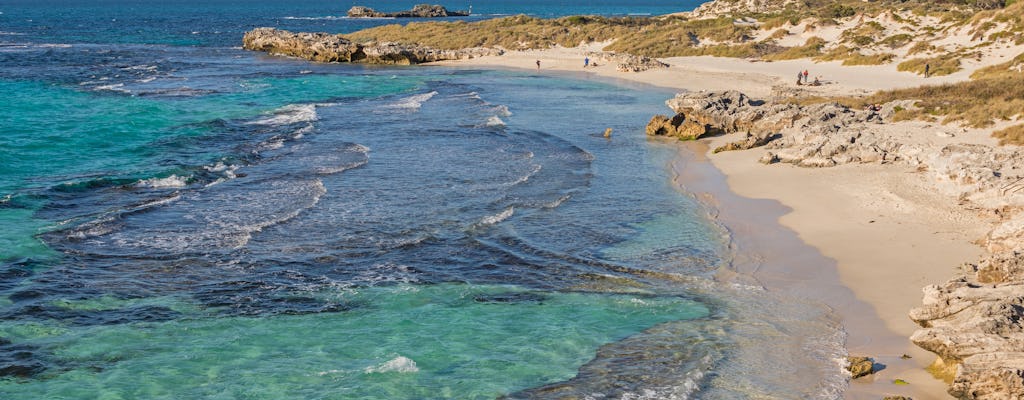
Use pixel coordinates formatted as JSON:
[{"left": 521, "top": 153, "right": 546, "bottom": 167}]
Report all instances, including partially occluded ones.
[
  {"left": 242, "top": 28, "right": 502, "bottom": 65},
  {"left": 584, "top": 51, "right": 669, "bottom": 73},
  {"left": 909, "top": 253, "right": 1024, "bottom": 400},
  {"left": 649, "top": 89, "right": 1024, "bottom": 399},
  {"left": 347, "top": 4, "right": 470, "bottom": 18},
  {"left": 645, "top": 114, "right": 709, "bottom": 140},
  {"left": 846, "top": 356, "right": 876, "bottom": 379},
  {"left": 243, "top": 28, "right": 362, "bottom": 63}
]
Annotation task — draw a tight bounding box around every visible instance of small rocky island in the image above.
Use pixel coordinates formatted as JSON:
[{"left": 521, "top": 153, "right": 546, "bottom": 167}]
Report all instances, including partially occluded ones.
[{"left": 347, "top": 4, "right": 470, "bottom": 18}]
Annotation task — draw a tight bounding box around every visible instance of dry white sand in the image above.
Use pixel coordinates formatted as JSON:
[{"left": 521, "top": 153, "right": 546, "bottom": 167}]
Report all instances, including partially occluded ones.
[{"left": 430, "top": 46, "right": 999, "bottom": 399}]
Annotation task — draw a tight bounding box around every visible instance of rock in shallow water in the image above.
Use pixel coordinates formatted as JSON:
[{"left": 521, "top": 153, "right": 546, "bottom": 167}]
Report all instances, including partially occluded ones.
[{"left": 845, "top": 356, "right": 875, "bottom": 379}]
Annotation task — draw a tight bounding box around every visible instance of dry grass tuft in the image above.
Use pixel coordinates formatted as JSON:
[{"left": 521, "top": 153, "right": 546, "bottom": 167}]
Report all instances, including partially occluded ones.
[
  {"left": 898, "top": 55, "right": 962, "bottom": 76},
  {"left": 993, "top": 124, "right": 1024, "bottom": 145}
]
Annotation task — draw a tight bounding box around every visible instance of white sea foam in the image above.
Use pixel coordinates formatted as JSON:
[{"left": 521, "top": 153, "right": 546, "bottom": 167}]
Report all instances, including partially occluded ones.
[
  {"left": 542, "top": 194, "right": 572, "bottom": 209},
  {"left": 491, "top": 104, "right": 512, "bottom": 117},
  {"left": 0, "top": 31, "right": 24, "bottom": 36},
  {"left": 94, "top": 83, "right": 130, "bottom": 93},
  {"left": 123, "top": 65, "right": 157, "bottom": 71},
  {"left": 249, "top": 104, "right": 318, "bottom": 126},
  {"left": 480, "top": 207, "right": 514, "bottom": 226},
  {"left": 137, "top": 77, "right": 157, "bottom": 83},
  {"left": 387, "top": 91, "right": 437, "bottom": 110},
  {"left": 364, "top": 356, "right": 418, "bottom": 374},
  {"left": 314, "top": 160, "right": 368, "bottom": 175},
  {"left": 136, "top": 175, "right": 189, "bottom": 188},
  {"left": 483, "top": 116, "right": 506, "bottom": 127},
  {"left": 508, "top": 164, "right": 542, "bottom": 186}
]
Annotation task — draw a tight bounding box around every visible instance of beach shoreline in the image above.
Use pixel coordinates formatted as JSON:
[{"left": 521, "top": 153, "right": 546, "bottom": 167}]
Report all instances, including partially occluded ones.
[{"left": 430, "top": 47, "right": 993, "bottom": 399}]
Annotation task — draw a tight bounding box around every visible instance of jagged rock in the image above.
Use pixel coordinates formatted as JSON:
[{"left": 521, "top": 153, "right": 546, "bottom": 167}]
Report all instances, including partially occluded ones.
[
  {"left": 242, "top": 28, "right": 502, "bottom": 65},
  {"left": 909, "top": 251, "right": 1024, "bottom": 399},
  {"left": 243, "top": 28, "right": 362, "bottom": 63},
  {"left": 646, "top": 114, "right": 709, "bottom": 140},
  {"left": 713, "top": 131, "right": 777, "bottom": 153},
  {"left": 347, "top": 4, "right": 470, "bottom": 18},
  {"left": 846, "top": 356, "right": 876, "bottom": 379},
  {"left": 657, "top": 91, "right": 913, "bottom": 167}
]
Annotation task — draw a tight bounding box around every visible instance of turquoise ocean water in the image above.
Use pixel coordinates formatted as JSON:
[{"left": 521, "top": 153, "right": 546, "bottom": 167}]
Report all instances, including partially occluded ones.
[{"left": 0, "top": 1, "right": 849, "bottom": 398}]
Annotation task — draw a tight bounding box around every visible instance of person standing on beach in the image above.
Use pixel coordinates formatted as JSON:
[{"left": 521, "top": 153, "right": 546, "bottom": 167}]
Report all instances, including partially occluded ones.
[
  {"left": 584, "top": 57, "right": 589, "bottom": 68},
  {"left": 797, "top": 71, "right": 803, "bottom": 85},
  {"left": 536, "top": 60, "right": 541, "bottom": 70},
  {"left": 925, "top": 63, "right": 930, "bottom": 78},
  {"left": 803, "top": 69, "right": 809, "bottom": 83}
]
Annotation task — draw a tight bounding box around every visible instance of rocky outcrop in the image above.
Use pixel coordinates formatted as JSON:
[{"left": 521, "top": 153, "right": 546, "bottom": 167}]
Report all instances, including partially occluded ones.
[
  {"left": 242, "top": 28, "right": 502, "bottom": 65},
  {"left": 584, "top": 51, "right": 670, "bottom": 73},
  {"left": 347, "top": 4, "right": 470, "bottom": 18},
  {"left": 650, "top": 90, "right": 1024, "bottom": 399},
  {"left": 646, "top": 114, "right": 710, "bottom": 140}
]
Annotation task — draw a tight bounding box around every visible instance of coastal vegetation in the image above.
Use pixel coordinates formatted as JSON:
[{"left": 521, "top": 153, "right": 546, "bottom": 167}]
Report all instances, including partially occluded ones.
[{"left": 343, "top": 0, "right": 1024, "bottom": 142}]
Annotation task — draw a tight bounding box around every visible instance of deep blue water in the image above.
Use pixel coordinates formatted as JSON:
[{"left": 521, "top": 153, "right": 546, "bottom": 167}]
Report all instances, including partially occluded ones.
[{"left": 0, "top": 1, "right": 849, "bottom": 398}]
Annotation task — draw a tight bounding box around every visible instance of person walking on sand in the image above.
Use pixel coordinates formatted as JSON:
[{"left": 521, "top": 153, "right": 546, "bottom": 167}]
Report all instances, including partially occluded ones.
[
  {"left": 803, "top": 69, "right": 809, "bottom": 83},
  {"left": 536, "top": 60, "right": 541, "bottom": 70},
  {"left": 584, "top": 57, "right": 589, "bottom": 68},
  {"left": 925, "top": 63, "right": 930, "bottom": 78}
]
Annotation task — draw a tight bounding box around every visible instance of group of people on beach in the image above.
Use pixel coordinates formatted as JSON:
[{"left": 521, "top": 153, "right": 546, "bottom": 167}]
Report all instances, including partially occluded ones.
[{"left": 796, "top": 69, "right": 821, "bottom": 86}]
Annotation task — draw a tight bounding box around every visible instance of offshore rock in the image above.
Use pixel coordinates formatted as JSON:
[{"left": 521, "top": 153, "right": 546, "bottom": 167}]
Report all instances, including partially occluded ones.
[
  {"left": 242, "top": 28, "right": 502, "bottom": 65},
  {"left": 347, "top": 4, "right": 470, "bottom": 18}
]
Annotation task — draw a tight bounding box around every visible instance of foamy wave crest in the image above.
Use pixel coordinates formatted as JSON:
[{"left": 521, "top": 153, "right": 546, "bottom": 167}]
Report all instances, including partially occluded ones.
[
  {"left": 136, "top": 175, "right": 189, "bottom": 188},
  {"left": 542, "top": 194, "right": 572, "bottom": 209},
  {"left": 249, "top": 104, "right": 319, "bottom": 126},
  {"left": 480, "top": 207, "right": 514, "bottom": 226},
  {"left": 364, "top": 356, "right": 418, "bottom": 374},
  {"left": 94, "top": 83, "right": 130, "bottom": 94},
  {"left": 483, "top": 116, "right": 506, "bottom": 127},
  {"left": 314, "top": 160, "right": 368, "bottom": 175},
  {"left": 507, "top": 164, "right": 542, "bottom": 186},
  {"left": 387, "top": 91, "right": 438, "bottom": 110},
  {"left": 0, "top": 31, "right": 24, "bottom": 36},
  {"left": 491, "top": 104, "right": 512, "bottom": 117},
  {"left": 122, "top": 65, "right": 157, "bottom": 71},
  {"left": 283, "top": 15, "right": 348, "bottom": 20}
]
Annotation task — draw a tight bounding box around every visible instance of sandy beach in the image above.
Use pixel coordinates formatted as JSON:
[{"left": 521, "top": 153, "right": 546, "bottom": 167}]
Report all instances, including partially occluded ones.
[{"left": 430, "top": 46, "right": 1003, "bottom": 399}]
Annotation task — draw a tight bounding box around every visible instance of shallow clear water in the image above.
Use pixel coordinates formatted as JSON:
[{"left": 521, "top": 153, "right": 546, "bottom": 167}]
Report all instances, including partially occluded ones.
[{"left": 0, "top": 1, "right": 849, "bottom": 398}]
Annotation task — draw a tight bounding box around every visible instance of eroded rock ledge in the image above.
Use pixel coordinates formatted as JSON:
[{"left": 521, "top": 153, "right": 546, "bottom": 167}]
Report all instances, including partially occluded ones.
[
  {"left": 242, "top": 28, "right": 502, "bottom": 65},
  {"left": 650, "top": 90, "right": 1024, "bottom": 399}
]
